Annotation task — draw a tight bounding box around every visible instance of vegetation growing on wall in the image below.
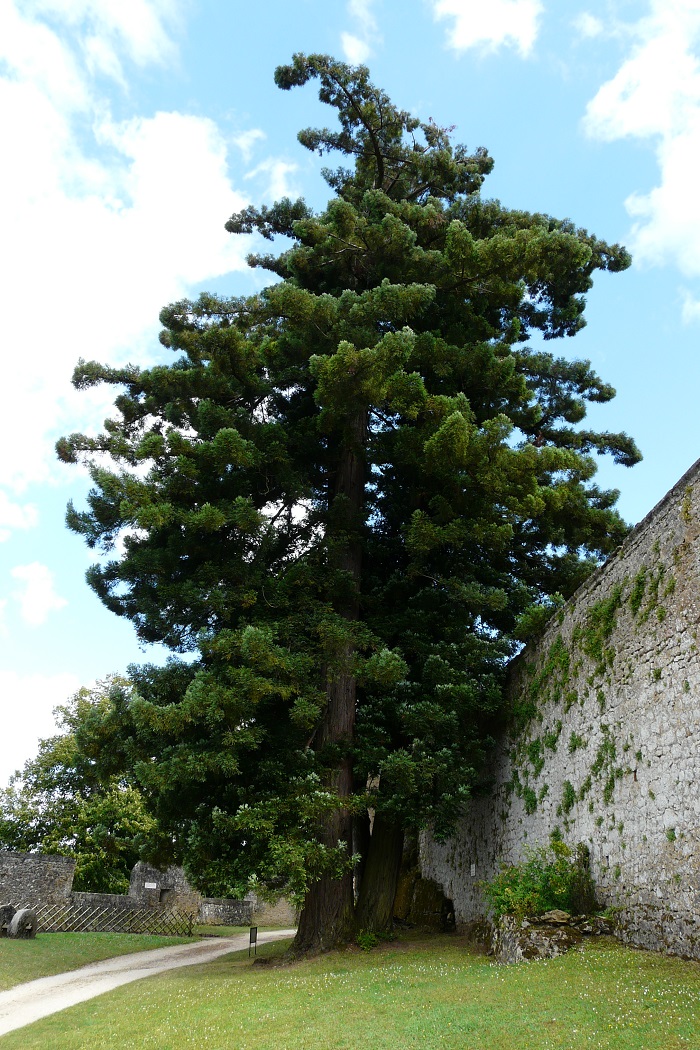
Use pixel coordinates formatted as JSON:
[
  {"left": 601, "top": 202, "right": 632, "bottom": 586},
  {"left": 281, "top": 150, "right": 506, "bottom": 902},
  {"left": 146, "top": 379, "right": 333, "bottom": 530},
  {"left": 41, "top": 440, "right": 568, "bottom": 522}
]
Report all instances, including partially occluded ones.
[
  {"left": 481, "top": 840, "right": 596, "bottom": 919},
  {"left": 504, "top": 528, "right": 684, "bottom": 824}
]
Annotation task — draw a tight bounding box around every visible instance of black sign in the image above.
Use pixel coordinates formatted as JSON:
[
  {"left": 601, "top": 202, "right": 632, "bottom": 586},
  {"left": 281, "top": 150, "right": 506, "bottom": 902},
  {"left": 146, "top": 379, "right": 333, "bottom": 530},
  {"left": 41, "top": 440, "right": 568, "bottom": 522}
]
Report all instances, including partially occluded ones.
[{"left": 249, "top": 926, "right": 258, "bottom": 956}]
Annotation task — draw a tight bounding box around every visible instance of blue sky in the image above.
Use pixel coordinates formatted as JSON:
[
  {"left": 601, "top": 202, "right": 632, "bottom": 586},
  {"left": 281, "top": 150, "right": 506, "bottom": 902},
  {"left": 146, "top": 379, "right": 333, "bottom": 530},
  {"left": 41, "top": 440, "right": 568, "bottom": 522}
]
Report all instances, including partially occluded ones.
[{"left": 2, "top": 0, "right": 700, "bottom": 784}]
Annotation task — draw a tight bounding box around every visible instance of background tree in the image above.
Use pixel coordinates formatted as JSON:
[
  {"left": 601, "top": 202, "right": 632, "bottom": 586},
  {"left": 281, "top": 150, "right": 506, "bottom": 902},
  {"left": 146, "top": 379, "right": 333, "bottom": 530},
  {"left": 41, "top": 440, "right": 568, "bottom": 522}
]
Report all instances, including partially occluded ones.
[
  {"left": 0, "top": 680, "right": 155, "bottom": 894},
  {"left": 59, "top": 55, "right": 639, "bottom": 951}
]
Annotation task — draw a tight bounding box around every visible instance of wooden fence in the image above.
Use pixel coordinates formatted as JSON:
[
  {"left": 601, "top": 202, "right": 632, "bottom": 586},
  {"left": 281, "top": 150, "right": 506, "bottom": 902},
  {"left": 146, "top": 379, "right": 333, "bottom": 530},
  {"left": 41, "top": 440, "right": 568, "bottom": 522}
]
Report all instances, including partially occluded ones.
[{"left": 10, "top": 899, "right": 195, "bottom": 936}]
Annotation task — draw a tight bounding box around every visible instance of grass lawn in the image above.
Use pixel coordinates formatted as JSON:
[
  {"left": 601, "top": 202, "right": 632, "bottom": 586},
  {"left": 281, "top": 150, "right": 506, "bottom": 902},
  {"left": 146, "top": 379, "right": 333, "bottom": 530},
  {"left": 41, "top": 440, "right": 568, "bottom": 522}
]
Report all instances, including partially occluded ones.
[
  {"left": 0, "top": 932, "right": 200, "bottom": 990},
  {"left": 194, "top": 925, "right": 250, "bottom": 938},
  {"left": 3, "top": 933, "right": 700, "bottom": 1049}
]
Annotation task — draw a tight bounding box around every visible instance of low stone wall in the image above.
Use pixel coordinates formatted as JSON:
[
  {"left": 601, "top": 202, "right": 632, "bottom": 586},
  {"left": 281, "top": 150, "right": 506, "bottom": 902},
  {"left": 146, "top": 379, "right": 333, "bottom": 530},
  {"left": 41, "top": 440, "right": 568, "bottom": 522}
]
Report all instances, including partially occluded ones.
[
  {"left": 198, "top": 897, "right": 252, "bottom": 926},
  {"left": 421, "top": 457, "right": 700, "bottom": 959},
  {"left": 246, "top": 894, "right": 298, "bottom": 928},
  {"left": 1, "top": 855, "right": 252, "bottom": 931},
  {"left": 131, "top": 861, "right": 259, "bottom": 926},
  {"left": 71, "top": 891, "right": 139, "bottom": 911},
  {"left": 0, "top": 852, "right": 75, "bottom": 904}
]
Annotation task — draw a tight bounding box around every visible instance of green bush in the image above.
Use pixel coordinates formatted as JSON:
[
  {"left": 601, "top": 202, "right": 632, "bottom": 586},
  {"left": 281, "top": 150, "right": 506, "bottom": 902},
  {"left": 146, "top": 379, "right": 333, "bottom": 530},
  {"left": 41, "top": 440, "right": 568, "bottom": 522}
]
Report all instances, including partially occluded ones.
[
  {"left": 481, "top": 841, "right": 596, "bottom": 920},
  {"left": 356, "top": 930, "right": 380, "bottom": 951}
]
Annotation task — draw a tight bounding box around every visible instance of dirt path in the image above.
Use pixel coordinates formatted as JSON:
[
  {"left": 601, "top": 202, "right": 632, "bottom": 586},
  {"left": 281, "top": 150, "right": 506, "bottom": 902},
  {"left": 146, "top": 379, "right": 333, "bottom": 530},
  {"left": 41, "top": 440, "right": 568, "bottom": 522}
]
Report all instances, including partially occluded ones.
[{"left": 0, "top": 928, "right": 296, "bottom": 1037}]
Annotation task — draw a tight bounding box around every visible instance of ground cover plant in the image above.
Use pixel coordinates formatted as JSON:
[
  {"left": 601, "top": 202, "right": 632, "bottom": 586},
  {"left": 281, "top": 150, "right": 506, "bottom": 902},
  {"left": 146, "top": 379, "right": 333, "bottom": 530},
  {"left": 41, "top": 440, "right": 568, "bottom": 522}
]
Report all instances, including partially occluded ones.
[
  {"left": 4, "top": 934, "right": 700, "bottom": 1049},
  {"left": 0, "top": 932, "right": 197, "bottom": 991}
]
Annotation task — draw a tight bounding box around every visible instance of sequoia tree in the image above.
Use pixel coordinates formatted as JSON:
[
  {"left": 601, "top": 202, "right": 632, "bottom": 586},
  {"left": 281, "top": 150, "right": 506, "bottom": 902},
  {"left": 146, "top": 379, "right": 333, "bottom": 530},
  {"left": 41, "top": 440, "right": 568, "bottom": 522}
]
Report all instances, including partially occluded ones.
[{"left": 59, "top": 55, "right": 639, "bottom": 952}]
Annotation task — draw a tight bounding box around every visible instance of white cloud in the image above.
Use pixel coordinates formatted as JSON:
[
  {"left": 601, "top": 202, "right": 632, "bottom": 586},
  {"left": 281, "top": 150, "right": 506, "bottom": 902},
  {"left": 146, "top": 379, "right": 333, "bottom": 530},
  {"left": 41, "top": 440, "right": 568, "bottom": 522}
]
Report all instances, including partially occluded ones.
[
  {"left": 20, "top": 0, "right": 180, "bottom": 78},
  {"left": 341, "top": 0, "right": 380, "bottom": 64},
  {"left": 574, "top": 12, "right": 604, "bottom": 39},
  {"left": 0, "top": 670, "right": 81, "bottom": 784},
  {"left": 432, "top": 0, "right": 544, "bottom": 56},
  {"left": 682, "top": 290, "right": 700, "bottom": 323},
  {"left": 10, "top": 563, "right": 68, "bottom": 626},
  {"left": 246, "top": 158, "right": 299, "bottom": 200},
  {"left": 348, "top": 0, "right": 377, "bottom": 29},
  {"left": 584, "top": 1, "right": 700, "bottom": 318},
  {"left": 233, "top": 128, "right": 266, "bottom": 161},
  {"left": 0, "top": 0, "right": 253, "bottom": 493},
  {"left": 342, "top": 32, "right": 372, "bottom": 64},
  {"left": 0, "top": 492, "right": 39, "bottom": 542}
]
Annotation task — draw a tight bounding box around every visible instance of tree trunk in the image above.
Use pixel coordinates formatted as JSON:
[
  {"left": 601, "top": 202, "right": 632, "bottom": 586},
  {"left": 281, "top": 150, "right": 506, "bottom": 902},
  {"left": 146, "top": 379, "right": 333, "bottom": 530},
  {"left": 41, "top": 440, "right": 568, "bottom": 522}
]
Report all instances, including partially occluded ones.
[
  {"left": 352, "top": 808, "right": 371, "bottom": 902},
  {"left": 292, "top": 409, "right": 367, "bottom": 954},
  {"left": 354, "top": 812, "right": 404, "bottom": 934}
]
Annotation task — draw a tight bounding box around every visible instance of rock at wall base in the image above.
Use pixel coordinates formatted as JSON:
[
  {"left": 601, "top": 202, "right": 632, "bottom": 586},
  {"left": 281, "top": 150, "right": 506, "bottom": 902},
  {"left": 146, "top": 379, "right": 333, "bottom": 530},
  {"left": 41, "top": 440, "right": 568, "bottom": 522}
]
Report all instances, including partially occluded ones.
[{"left": 492, "top": 913, "right": 609, "bottom": 964}]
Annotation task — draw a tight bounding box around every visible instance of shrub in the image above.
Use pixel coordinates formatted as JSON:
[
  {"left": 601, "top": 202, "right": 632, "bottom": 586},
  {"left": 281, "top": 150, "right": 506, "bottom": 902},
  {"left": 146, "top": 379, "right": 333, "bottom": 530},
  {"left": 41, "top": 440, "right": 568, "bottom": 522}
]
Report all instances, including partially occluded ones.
[
  {"left": 481, "top": 841, "right": 596, "bottom": 920},
  {"left": 356, "top": 930, "right": 380, "bottom": 951}
]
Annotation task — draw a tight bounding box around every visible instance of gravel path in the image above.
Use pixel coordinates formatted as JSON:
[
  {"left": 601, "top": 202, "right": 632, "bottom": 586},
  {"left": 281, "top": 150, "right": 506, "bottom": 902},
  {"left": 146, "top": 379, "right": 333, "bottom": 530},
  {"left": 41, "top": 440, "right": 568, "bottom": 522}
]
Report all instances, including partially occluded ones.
[{"left": 0, "top": 928, "right": 296, "bottom": 1037}]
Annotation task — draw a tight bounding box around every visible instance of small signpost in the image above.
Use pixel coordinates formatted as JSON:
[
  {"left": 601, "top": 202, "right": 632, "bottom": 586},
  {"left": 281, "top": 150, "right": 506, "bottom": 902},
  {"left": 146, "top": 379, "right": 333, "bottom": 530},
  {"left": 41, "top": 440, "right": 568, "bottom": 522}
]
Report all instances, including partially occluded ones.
[{"left": 249, "top": 925, "right": 258, "bottom": 957}]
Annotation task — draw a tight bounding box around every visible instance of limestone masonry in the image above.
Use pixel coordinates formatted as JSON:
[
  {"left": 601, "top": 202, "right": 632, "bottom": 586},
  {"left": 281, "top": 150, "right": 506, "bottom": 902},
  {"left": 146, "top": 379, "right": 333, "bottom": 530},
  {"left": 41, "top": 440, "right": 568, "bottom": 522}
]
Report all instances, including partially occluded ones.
[
  {"left": 0, "top": 852, "right": 75, "bottom": 904},
  {"left": 421, "top": 456, "right": 700, "bottom": 958},
  {"left": 0, "top": 853, "right": 296, "bottom": 929}
]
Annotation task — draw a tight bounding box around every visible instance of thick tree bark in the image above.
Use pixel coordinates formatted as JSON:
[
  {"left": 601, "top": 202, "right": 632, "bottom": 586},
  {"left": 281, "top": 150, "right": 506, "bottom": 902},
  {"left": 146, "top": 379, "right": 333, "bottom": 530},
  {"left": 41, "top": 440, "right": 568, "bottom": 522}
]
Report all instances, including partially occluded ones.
[
  {"left": 354, "top": 812, "right": 404, "bottom": 934},
  {"left": 293, "top": 409, "right": 367, "bottom": 955},
  {"left": 352, "top": 808, "right": 371, "bottom": 902}
]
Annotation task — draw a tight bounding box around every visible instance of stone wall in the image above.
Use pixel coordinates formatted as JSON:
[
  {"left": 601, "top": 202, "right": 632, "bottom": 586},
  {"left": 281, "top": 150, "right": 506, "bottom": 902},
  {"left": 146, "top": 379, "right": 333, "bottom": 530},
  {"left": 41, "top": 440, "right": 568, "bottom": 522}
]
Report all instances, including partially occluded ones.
[
  {"left": 129, "top": 862, "right": 201, "bottom": 912},
  {"left": 1, "top": 854, "right": 291, "bottom": 930},
  {"left": 0, "top": 852, "right": 75, "bottom": 903},
  {"left": 198, "top": 897, "right": 252, "bottom": 926},
  {"left": 246, "top": 894, "right": 298, "bottom": 928},
  {"left": 130, "top": 861, "right": 262, "bottom": 925},
  {"left": 421, "top": 456, "right": 700, "bottom": 959},
  {"left": 71, "top": 891, "right": 139, "bottom": 911}
]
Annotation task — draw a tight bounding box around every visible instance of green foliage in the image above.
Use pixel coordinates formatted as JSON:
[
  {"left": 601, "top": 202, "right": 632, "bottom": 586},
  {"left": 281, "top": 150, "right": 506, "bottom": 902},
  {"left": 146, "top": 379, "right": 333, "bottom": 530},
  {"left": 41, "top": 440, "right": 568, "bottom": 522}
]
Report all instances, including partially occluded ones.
[
  {"left": 522, "top": 786, "right": 538, "bottom": 815},
  {"left": 682, "top": 486, "right": 693, "bottom": 522},
  {"left": 564, "top": 690, "right": 579, "bottom": 712},
  {"left": 58, "top": 54, "right": 639, "bottom": 924},
  {"left": 602, "top": 775, "right": 617, "bottom": 806},
  {"left": 356, "top": 929, "right": 380, "bottom": 951},
  {"left": 514, "top": 593, "right": 565, "bottom": 642},
  {"left": 481, "top": 841, "right": 596, "bottom": 920},
  {"left": 543, "top": 721, "right": 562, "bottom": 750},
  {"left": 516, "top": 637, "right": 574, "bottom": 733},
  {"left": 526, "top": 737, "right": 545, "bottom": 776},
  {"left": 581, "top": 586, "right": 623, "bottom": 674},
  {"left": 629, "top": 567, "right": 647, "bottom": 616},
  {"left": 0, "top": 681, "right": 155, "bottom": 893},
  {"left": 561, "top": 780, "right": 577, "bottom": 814},
  {"left": 638, "top": 563, "right": 667, "bottom": 625},
  {"left": 591, "top": 726, "right": 616, "bottom": 778}
]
